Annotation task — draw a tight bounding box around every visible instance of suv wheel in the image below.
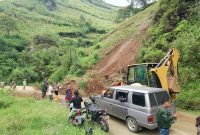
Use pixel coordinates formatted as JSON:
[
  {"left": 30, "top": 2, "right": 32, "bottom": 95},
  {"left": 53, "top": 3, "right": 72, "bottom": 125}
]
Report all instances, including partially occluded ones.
[{"left": 126, "top": 117, "right": 139, "bottom": 133}]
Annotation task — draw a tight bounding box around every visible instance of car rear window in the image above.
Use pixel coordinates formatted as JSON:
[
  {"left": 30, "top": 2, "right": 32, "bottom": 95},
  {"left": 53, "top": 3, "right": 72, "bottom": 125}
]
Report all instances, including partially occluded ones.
[
  {"left": 132, "top": 92, "right": 145, "bottom": 107},
  {"left": 149, "top": 93, "right": 157, "bottom": 107},
  {"left": 155, "top": 91, "right": 170, "bottom": 106},
  {"left": 149, "top": 91, "right": 171, "bottom": 107}
]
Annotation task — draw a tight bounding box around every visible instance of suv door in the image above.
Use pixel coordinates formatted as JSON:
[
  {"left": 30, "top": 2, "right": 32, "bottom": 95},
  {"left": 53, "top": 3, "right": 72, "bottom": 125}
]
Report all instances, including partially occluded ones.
[
  {"left": 128, "top": 92, "right": 148, "bottom": 124},
  {"left": 111, "top": 90, "right": 129, "bottom": 120},
  {"left": 96, "top": 89, "right": 115, "bottom": 114}
]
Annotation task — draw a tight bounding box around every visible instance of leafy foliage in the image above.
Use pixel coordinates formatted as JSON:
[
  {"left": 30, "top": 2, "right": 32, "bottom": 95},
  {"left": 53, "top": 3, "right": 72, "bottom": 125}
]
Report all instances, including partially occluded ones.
[
  {"left": 0, "top": 0, "right": 117, "bottom": 84},
  {"left": 138, "top": 0, "right": 200, "bottom": 110},
  {"left": 115, "top": 5, "right": 141, "bottom": 22},
  {"left": 0, "top": 14, "right": 18, "bottom": 35}
]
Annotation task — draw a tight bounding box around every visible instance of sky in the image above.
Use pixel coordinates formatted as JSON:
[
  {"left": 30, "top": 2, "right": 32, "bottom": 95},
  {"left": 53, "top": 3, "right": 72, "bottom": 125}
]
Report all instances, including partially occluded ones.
[{"left": 103, "top": 0, "right": 129, "bottom": 7}]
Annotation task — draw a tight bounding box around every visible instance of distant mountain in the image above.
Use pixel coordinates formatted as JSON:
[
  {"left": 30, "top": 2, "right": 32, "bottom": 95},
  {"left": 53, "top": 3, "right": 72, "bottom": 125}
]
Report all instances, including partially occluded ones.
[{"left": 0, "top": 0, "right": 118, "bottom": 83}]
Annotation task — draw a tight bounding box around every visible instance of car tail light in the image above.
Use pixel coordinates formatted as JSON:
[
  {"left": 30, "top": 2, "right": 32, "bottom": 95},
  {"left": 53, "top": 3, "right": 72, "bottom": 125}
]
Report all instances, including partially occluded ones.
[
  {"left": 77, "top": 110, "right": 81, "bottom": 115},
  {"left": 148, "top": 115, "right": 153, "bottom": 124}
]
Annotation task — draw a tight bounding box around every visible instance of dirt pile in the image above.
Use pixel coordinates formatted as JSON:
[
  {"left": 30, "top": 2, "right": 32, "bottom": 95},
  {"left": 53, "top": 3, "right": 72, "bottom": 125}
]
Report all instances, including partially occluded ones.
[
  {"left": 60, "top": 79, "right": 77, "bottom": 95},
  {"left": 83, "top": 22, "right": 150, "bottom": 93},
  {"left": 95, "top": 22, "right": 149, "bottom": 77},
  {"left": 61, "top": 21, "right": 150, "bottom": 95},
  {"left": 84, "top": 78, "right": 105, "bottom": 96}
]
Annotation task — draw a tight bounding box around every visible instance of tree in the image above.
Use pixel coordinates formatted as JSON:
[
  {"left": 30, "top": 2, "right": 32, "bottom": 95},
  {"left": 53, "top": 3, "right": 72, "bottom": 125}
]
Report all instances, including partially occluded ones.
[
  {"left": 0, "top": 14, "right": 17, "bottom": 36},
  {"left": 127, "top": 0, "right": 148, "bottom": 8}
]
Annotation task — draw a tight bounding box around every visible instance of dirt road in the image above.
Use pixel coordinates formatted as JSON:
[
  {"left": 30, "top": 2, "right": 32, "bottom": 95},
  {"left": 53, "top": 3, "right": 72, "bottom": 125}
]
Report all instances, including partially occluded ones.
[
  {"left": 108, "top": 112, "right": 196, "bottom": 135},
  {"left": 6, "top": 86, "right": 197, "bottom": 135}
]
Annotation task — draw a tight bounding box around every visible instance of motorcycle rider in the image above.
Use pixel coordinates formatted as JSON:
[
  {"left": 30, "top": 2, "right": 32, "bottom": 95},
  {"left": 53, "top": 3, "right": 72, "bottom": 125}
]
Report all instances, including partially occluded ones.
[{"left": 68, "top": 90, "right": 83, "bottom": 121}]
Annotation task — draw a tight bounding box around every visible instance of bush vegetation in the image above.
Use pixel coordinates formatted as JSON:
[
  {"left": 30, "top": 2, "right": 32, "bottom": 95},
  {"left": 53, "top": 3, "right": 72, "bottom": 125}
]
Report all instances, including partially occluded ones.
[
  {"left": 138, "top": 0, "right": 200, "bottom": 110},
  {"left": 0, "top": 0, "right": 117, "bottom": 84}
]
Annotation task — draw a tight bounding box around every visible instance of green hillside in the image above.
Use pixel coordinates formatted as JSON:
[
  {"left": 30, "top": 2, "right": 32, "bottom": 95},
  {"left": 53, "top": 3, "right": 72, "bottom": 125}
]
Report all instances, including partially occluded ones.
[
  {"left": 0, "top": 0, "right": 117, "bottom": 83},
  {"left": 138, "top": 0, "right": 200, "bottom": 110}
]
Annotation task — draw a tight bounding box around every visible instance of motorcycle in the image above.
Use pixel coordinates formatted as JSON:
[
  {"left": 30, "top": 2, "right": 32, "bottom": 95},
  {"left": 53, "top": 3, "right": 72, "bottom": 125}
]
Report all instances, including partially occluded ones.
[
  {"left": 84, "top": 96, "right": 109, "bottom": 134},
  {"left": 68, "top": 103, "right": 86, "bottom": 127}
]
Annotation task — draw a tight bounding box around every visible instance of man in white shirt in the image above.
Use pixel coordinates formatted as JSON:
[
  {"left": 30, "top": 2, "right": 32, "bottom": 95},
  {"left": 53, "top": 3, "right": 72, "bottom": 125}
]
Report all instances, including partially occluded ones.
[
  {"left": 47, "top": 83, "right": 53, "bottom": 102},
  {"left": 23, "top": 79, "right": 26, "bottom": 90}
]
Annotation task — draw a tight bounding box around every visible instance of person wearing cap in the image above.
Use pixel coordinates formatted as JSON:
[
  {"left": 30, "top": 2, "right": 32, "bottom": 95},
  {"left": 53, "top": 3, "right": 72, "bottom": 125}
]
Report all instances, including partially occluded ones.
[
  {"left": 68, "top": 90, "right": 83, "bottom": 121},
  {"left": 156, "top": 98, "right": 177, "bottom": 135}
]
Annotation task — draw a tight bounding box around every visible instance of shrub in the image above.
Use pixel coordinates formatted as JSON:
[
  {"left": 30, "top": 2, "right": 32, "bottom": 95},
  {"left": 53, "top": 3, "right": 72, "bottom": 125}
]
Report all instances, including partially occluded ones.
[
  {"left": 78, "top": 80, "right": 87, "bottom": 90},
  {"left": 139, "top": 0, "right": 200, "bottom": 110},
  {"left": 49, "top": 66, "right": 68, "bottom": 82},
  {"left": 33, "top": 34, "right": 58, "bottom": 48}
]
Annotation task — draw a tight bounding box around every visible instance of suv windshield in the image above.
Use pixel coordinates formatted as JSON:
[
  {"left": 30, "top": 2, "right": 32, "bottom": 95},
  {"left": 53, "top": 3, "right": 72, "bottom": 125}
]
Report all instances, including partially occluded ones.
[{"left": 149, "top": 91, "right": 171, "bottom": 107}]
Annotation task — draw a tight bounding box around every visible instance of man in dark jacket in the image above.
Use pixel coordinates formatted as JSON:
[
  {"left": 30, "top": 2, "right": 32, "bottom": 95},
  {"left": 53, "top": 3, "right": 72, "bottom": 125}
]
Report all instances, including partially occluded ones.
[
  {"left": 70, "top": 90, "right": 83, "bottom": 109},
  {"left": 41, "top": 82, "right": 46, "bottom": 98},
  {"left": 156, "top": 98, "right": 177, "bottom": 135},
  {"left": 68, "top": 90, "right": 83, "bottom": 120}
]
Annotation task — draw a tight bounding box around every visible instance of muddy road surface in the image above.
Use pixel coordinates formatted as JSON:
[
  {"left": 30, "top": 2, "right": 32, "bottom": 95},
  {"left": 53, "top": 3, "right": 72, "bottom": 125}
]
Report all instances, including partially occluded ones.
[{"left": 108, "top": 111, "right": 196, "bottom": 135}]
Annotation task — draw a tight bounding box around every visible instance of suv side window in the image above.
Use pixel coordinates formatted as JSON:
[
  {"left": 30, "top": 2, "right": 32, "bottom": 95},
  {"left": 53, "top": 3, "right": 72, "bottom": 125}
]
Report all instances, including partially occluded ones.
[
  {"left": 132, "top": 92, "right": 145, "bottom": 107},
  {"left": 116, "top": 91, "right": 128, "bottom": 102},
  {"left": 104, "top": 89, "right": 114, "bottom": 99}
]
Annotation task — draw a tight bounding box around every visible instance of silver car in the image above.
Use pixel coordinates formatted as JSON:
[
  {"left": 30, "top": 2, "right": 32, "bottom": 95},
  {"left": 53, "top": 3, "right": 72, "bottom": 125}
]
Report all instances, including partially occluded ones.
[{"left": 94, "top": 85, "right": 176, "bottom": 133}]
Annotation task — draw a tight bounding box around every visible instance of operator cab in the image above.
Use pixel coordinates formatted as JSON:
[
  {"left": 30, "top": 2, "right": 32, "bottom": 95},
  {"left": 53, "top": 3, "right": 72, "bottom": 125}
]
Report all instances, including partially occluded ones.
[{"left": 127, "top": 63, "right": 162, "bottom": 88}]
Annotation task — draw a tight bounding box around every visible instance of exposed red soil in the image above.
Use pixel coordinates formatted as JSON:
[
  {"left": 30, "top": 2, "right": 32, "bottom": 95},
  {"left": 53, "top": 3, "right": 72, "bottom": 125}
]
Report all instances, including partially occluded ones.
[
  {"left": 61, "top": 21, "right": 150, "bottom": 94},
  {"left": 95, "top": 22, "right": 149, "bottom": 78}
]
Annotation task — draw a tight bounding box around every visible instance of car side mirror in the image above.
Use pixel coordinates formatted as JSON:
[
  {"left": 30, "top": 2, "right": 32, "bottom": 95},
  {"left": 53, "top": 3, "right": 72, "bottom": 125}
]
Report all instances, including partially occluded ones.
[{"left": 119, "top": 97, "right": 126, "bottom": 102}]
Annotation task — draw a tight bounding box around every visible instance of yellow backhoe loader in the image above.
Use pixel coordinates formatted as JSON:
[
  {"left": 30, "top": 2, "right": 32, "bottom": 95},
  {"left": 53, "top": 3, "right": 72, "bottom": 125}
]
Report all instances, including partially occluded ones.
[{"left": 126, "top": 48, "right": 180, "bottom": 100}]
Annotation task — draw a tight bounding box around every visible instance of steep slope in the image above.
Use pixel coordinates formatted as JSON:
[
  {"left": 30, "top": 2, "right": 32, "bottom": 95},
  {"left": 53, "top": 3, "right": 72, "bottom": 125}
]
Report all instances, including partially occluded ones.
[
  {"left": 81, "top": 4, "right": 158, "bottom": 94},
  {"left": 0, "top": 0, "right": 117, "bottom": 83},
  {"left": 138, "top": 0, "right": 200, "bottom": 110},
  {"left": 95, "top": 3, "right": 158, "bottom": 77},
  {"left": 95, "top": 22, "right": 149, "bottom": 76}
]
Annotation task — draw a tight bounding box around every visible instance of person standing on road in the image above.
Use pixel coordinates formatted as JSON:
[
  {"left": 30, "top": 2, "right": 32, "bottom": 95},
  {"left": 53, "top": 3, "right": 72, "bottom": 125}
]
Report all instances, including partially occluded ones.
[
  {"left": 23, "top": 79, "right": 27, "bottom": 90},
  {"left": 10, "top": 80, "right": 14, "bottom": 89},
  {"left": 44, "top": 78, "right": 48, "bottom": 92},
  {"left": 54, "top": 81, "right": 60, "bottom": 101},
  {"left": 13, "top": 81, "right": 16, "bottom": 90},
  {"left": 47, "top": 83, "right": 53, "bottom": 102},
  {"left": 65, "top": 85, "right": 72, "bottom": 105},
  {"left": 41, "top": 82, "right": 46, "bottom": 98},
  {"left": 156, "top": 98, "right": 177, "bottom": 135}
]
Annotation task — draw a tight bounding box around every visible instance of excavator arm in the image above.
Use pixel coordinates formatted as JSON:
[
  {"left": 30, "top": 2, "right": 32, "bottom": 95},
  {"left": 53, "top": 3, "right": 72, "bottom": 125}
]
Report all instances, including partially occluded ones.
[{"left": 151, "top": 48, "right": 180, "bottom": 99}]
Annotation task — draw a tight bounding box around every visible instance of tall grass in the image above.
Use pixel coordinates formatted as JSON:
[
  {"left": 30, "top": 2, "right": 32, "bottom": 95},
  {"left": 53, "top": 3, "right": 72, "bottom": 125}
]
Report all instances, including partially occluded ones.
[{"left": 0, "top": 89, "right": 106, "bottom": 135}]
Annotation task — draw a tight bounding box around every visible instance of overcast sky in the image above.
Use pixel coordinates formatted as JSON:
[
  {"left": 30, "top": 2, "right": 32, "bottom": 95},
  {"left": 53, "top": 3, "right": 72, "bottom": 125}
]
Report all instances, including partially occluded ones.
[{"left": 103, "top": 0, "right": 129, "bottom": 7}]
